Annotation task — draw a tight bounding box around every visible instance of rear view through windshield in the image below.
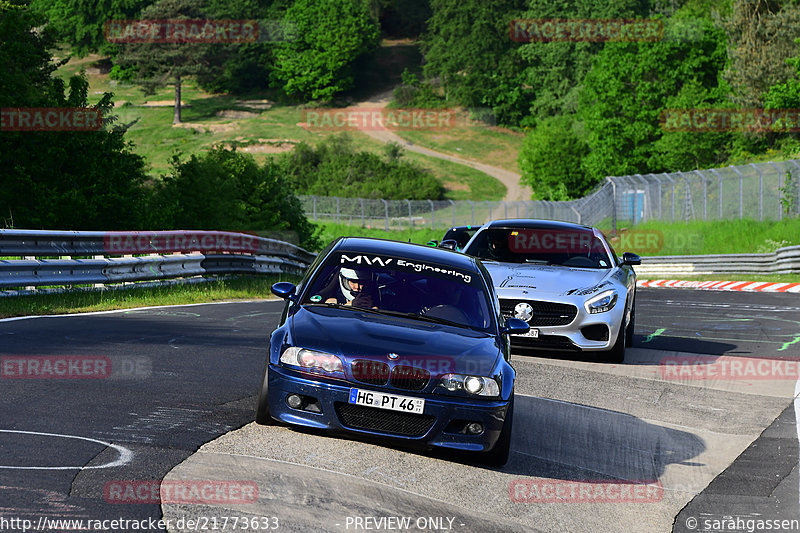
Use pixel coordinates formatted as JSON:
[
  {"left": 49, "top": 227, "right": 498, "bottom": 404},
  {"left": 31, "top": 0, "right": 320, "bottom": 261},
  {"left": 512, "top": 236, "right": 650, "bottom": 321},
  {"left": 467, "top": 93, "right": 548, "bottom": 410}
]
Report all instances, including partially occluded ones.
[{"left": 466, "top": 227, "right": 612, "bottom": 268}]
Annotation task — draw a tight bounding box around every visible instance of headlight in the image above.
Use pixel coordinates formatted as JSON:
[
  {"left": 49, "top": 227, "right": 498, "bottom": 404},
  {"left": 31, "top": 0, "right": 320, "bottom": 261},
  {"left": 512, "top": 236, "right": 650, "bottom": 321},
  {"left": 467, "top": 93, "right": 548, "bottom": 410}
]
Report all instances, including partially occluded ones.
[
  {"left": 585, "top": 290, "right": 618, "bottom": 314},
  {"left": 439, "top": 374, "right": 500, "bottom": 397},
  {"left": 280, "top": 347, "right": 343, "bottom": 374}
]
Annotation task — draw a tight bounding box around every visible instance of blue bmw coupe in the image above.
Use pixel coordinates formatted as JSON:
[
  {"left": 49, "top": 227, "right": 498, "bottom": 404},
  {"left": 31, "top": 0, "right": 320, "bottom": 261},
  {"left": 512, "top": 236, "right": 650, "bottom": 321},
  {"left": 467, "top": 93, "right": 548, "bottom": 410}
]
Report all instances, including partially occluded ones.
[{"left": 256, "top": 237, "right": 528, "bottom": 465}]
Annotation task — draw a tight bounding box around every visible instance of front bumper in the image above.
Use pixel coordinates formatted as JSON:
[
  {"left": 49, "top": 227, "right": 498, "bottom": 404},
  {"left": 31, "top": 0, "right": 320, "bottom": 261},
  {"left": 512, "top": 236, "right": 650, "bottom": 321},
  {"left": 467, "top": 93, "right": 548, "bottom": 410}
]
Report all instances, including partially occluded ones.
[
  {"left": 500, "top": 293, "right": 626, "bottom": 352},
  {"left": 267, "top": 364, "right": 511, "bottom": 452}
]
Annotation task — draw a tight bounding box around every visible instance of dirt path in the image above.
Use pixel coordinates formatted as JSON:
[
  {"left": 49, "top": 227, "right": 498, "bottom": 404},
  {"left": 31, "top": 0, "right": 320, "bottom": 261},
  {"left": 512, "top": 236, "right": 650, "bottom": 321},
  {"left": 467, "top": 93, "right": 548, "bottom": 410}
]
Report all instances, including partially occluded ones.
[{"left": 352, "top": 90, "right": 531, "bottom": 202}]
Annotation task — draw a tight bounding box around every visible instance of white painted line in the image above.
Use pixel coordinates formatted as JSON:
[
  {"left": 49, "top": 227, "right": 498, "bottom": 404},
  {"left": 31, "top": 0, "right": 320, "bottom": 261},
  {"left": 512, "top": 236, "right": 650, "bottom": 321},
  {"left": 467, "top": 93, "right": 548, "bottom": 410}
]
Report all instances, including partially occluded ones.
[
  {"left": 0, "top": 299, "right": 283, "bottom": 324},
  {"left": 0, "top": 429, "right": 132, "bottom": 470}
]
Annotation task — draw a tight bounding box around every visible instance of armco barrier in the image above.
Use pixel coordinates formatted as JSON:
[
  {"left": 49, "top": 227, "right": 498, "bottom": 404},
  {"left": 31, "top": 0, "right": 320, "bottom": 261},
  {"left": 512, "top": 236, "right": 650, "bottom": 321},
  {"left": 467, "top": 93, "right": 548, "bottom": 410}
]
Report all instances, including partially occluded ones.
[
  {"left": 0, "top": 230, "right": 314, "bottom": 288},
  {"left": 635, "top": 245, "right": 800, "bottom": 277}
]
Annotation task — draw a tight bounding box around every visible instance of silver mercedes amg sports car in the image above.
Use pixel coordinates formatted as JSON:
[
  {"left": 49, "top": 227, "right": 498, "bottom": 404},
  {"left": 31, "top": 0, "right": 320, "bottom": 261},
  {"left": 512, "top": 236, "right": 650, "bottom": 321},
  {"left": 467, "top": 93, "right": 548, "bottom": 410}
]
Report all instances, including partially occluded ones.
[{"left": 447, "top": 220, "right": 640, "bottom": 363}]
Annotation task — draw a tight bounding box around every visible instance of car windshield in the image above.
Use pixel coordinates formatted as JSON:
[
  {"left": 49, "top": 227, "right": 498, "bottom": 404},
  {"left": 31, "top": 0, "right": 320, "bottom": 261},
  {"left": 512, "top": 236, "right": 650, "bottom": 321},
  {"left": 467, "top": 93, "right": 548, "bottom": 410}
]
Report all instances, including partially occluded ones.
[
  {"left": 465, "top": 227, "right": 612, "bottom": 269},
  {"left": 301, "top": 252, "right": 495, "bottom": 332}
]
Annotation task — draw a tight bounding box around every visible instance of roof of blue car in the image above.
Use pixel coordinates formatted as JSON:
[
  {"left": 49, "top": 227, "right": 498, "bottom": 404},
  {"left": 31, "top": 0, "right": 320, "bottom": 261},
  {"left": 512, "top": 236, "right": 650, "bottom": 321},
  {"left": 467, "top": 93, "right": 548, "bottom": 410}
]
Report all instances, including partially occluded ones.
[{"left": 334, "top": 237, "right": 480, "bottom": 271}]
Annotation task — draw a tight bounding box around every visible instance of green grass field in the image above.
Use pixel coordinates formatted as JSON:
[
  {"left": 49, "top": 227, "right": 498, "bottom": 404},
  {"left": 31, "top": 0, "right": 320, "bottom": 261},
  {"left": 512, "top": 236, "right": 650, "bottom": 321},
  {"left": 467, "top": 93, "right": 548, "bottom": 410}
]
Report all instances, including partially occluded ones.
[{"left": 0, "top": 276, "right": 297, "bottom": 318}]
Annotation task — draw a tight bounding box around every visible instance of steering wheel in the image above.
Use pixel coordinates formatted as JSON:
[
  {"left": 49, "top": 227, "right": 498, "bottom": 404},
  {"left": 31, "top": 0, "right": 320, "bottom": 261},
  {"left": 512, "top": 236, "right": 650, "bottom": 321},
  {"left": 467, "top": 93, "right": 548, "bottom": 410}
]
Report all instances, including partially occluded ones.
[
  {"left": 562, "top": 256, "right": 597, "bottom": 268},
  {"left": 420, "top": 305, "right": 470, "bottom": 324}
]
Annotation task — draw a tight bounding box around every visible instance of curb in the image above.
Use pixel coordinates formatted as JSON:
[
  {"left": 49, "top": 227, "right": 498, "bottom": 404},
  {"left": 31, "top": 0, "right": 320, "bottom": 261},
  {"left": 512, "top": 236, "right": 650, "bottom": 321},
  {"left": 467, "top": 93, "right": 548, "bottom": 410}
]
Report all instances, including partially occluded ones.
[{"left": 638, "top": 279, "right": 800, "bottom": 292}]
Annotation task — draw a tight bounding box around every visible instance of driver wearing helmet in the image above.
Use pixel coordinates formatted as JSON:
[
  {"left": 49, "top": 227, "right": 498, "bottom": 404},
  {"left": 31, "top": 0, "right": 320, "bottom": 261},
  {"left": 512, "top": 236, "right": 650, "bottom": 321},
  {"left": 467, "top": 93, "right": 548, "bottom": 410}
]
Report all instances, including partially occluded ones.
[
  {"left": 323, "top": 267, "right": 377, "bottom": 308},
  {"left": 486, "top": 231, "right": 509, "bottom": 261}
]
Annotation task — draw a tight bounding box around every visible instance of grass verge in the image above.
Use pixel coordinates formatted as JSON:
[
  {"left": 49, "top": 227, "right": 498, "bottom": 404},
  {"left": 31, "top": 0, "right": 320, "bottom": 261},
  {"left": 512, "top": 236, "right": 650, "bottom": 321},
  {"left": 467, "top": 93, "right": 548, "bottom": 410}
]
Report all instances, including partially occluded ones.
[
  {"left": 612, "top": 218, "right": 800, "bottom": 256},
  {"left": 640, "top": 274, "right": 800, "bottom": 284},
  {"left": 0, "top": 276, "right": 298, "bottom": 319}
]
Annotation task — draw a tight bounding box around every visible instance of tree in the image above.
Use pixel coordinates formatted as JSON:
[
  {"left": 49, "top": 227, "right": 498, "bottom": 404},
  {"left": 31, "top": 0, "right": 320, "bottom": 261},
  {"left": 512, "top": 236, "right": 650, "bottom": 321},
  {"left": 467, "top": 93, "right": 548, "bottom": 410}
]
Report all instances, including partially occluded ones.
[
  {"left": 517, "top": 0, "right": 650, "bottom": 121},
  {"left": 518, "top": 115, "right": 590, "bottom": 200},
  {"left": 577, "top": 19, "right": 728, "bottom": 180},
  {"left": 1, "top": 2, "right": 149, "bottom": 230},
  {"left": 422, "top": 0, "right": 528, "bottom": 125},
  {"left": 30, "top": 0, "right": 154, "bottom": 56},
  {"left": 114, "top": 0, "right": 213, "bottom": 123},
  {"left": 273, "top": 0, "right": 380, "bottom": 100},
  {"left": 721, "top": 0, "right": 800, "bottom": 107},
  {"left": 152, "top": 148, "right": 319, "bottom": 249}
]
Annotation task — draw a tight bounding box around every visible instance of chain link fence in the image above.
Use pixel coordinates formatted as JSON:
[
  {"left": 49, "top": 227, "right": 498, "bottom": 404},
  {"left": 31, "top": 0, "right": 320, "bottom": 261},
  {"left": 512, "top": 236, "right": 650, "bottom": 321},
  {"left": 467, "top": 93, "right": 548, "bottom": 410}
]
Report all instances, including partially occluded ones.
[{"left": 299, "top": 159, "right": 800, "bottom": 231}]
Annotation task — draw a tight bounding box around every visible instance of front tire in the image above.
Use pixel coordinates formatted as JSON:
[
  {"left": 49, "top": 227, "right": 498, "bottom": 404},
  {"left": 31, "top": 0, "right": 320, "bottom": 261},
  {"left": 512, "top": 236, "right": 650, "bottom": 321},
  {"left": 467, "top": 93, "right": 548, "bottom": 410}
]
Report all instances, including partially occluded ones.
[
  {"left": 600, "top": 322, "right": 626, "bottom": 363},
  {"left": 481, "top": 395, "right": 514, "bottom": 467},
  {"left": 255, "top": 364, "right": 274, "bottom": 425},
  {"left": 625, "top": 295, "right": 636, "bottom": 347}
]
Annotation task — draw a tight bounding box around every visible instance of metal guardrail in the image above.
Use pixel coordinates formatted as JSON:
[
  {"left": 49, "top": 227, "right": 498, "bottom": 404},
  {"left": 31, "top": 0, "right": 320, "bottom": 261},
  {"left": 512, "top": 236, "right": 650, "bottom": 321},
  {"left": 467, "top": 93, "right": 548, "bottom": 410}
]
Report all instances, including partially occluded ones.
[
  {"left": 635, "top": 245, "right": 800, "bottom": 277},
  {"left": 0, "top": 230, "right": 314, "bottom": 289}
]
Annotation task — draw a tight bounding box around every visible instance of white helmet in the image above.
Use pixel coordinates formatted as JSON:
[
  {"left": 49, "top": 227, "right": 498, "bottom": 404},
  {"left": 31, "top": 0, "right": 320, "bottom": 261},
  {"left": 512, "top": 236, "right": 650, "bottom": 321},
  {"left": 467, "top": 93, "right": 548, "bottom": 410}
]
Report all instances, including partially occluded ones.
[{"left": 339, "top": 268, "right": 373, "bottom": 301}]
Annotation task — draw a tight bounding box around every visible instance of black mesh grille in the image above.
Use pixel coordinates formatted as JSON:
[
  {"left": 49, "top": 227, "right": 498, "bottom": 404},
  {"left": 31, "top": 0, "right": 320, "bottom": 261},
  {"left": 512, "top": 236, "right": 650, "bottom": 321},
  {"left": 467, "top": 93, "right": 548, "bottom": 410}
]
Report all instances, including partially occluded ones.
[
  {"left": 352, "top": 360, "right": 390, "bottom": 385},
  {"left": 390, "top": 365, "right": 430, "bottom": 391},
  {"left": 512, "top": 334, "right": 580, "bottom": 351},
  {"left": 501, "top": 299, "right": 578, "bottom": 326},
  {"left": 335, "top": 403, "right": 435, "bottom": 437}
]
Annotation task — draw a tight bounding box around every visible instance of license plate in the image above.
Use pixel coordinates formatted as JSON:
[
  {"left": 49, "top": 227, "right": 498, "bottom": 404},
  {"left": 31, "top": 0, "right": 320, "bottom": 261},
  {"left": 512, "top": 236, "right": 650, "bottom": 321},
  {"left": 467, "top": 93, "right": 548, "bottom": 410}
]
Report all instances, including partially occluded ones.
[
  {"left": 513, "top": 328, "right": 539, "bottom": 338},
  {"left": 349, "top": 388, "right": 425, "bottom": 414}
]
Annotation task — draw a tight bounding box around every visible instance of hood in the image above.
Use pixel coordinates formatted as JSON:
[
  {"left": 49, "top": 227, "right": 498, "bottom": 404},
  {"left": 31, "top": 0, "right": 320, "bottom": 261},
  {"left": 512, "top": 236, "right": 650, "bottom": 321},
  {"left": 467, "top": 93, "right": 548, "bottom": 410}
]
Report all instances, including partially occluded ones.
[
  {"left": 288, "top": 306, "right": 502, "bottom": 377},
  {"left": 482, "top": 262, "right": 612, "bottom": 297}
]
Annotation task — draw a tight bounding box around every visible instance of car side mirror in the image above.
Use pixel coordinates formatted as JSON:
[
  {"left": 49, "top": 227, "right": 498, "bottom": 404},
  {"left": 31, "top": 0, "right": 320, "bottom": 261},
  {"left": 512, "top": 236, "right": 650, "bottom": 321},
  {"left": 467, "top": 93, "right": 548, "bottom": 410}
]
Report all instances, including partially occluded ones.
[
  {"left": 621, "top": 252, "right": 641, "bottom": 266},
  {"left": 439, "top": 239, "right": 458, "bottom": 250},
  {"left": 501, "top": 318, "right": 530, "bottom": 335},
  {"left": 271, "top": 282, "right": 298, "bottom": 301}
]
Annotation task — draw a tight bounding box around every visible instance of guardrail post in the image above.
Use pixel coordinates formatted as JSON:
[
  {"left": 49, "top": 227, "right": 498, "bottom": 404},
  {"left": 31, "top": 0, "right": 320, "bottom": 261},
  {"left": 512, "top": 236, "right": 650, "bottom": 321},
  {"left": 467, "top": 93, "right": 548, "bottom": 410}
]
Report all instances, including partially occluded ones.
[
  {"left": 709, "top": 169, "right": 723, "bottom": 219},
  {"left": 360, "top": 198, "right": 365, "bottom": 227},
  {"left": 768, "top": 162, "right": 784, "bottom": 221},
  {"left": 335, "top": 196, "right": 340, "bottom": 224},
  {"left": 647, "top": 174, "right": 662, "bottom": 219},
  {"left": 312, "top": 196, "right": 317, "bottom": 222},
  {"left": 606, "top": 177, "right": 617, "bottom": 232},
  {"left": 750, "top": 163, "right": 763, "bottom": 220},
  {"left": 467, "top": 200, "right": 475, "bottom": 226},
  {"left": 790, "top": 161, "right": 800, "bottom": 216},
  {"left": 428, "top": 199, "right": 434, "bottom": 229},
  {"left": 381, "top": 199, "right": 389, "bottom": 231},
  {"left": 729, "top": 165, "right": 744, "bottom": 219},
  {"left": 661, "top": 173, "right": 675, "bottom": 222},
  {"left": 449, "top": 200, "right": 456, "bottom": 226},
  {"left": 406, "top": 199, "right": 413, "bottom": 228},
  {"left": 694, "top": 170, "right": 707, "bottom": 220}
]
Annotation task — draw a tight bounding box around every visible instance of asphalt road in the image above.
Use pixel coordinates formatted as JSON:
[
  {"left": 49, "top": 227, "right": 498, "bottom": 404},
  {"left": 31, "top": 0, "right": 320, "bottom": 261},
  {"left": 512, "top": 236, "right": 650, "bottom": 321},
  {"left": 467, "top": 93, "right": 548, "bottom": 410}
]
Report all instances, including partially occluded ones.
[{"left": 1, "top": 289, "right": 799, "bottom": 532}]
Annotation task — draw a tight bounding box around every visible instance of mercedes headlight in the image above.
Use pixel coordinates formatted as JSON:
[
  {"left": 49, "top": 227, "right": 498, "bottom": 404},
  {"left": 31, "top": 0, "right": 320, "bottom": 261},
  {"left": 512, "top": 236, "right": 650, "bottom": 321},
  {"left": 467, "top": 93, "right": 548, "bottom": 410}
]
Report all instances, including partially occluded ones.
[{"left": 585, "top": 290, "right": 618, "bottom": 314}]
